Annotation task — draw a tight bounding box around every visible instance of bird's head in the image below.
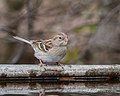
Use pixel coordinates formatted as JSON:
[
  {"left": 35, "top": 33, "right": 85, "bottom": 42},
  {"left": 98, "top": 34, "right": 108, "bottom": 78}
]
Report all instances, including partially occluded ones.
[{"left": 51, "top": 32, "right": 68, "bottom": 47}]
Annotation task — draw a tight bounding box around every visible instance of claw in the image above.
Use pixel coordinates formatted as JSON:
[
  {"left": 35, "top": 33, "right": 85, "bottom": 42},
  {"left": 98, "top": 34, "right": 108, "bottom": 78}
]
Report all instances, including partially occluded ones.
[
  {"left": 39, "top": 60, "right": 47, "bottom": 67},
  {"left": 56, "top": 62, "right": 64, "bottom": 66}
]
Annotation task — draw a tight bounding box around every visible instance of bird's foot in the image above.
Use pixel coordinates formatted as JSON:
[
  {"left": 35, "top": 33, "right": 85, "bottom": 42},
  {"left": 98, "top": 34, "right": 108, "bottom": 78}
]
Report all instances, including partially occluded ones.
[
  {"left": 56, "top": 62, "right": 64, "bottom": 66},
  {"left": 39, "top": 63, "right": 47, "bottom": 67},
  {"left": 39, "top": 60, "right": 47, "bottom": 67},
  {"left": 56, "top": 62, "right": 64, "bottom": 70}
]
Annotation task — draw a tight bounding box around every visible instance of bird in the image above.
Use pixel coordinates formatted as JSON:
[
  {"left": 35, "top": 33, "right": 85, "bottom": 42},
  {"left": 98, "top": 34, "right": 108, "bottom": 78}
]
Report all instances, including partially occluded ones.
[{"left": 12, "top": 32, "right": 68, "bottom": 66}]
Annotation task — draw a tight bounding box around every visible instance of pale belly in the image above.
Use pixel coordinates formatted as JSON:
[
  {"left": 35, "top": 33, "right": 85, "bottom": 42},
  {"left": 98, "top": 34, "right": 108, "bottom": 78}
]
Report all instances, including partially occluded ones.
[
  {"left": 34, "top": 54, "right": 63, "bottom": 62},
  {"left": 34, "top": 47, "right": 67, "bottom": 62}
]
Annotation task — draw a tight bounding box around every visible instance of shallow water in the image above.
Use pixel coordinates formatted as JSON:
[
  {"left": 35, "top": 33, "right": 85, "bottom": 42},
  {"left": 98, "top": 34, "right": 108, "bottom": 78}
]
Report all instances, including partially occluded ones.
[{"left": 0, "top": 81, "right": 120, "bottom": 96}]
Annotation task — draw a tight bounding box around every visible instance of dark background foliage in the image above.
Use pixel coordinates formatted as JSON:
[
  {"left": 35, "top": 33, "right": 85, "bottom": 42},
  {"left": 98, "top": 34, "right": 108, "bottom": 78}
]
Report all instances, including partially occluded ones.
[{"left": 0, "top": 0, "right": 120, "bottom": 64}]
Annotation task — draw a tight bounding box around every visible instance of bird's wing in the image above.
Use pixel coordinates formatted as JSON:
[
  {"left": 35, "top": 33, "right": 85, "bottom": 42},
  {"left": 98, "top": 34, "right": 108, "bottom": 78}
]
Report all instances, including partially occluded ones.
[
  {"left": 31, "top": 39, "right": 53, "bottom": 52},
  {"left": 43, "top": 39, "right": 53, "bottom": 49}
]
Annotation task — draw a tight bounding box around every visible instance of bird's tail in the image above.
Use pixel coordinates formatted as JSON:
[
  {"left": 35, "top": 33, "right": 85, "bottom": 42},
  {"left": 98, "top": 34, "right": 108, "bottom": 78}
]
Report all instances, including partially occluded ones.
[
  {"left": 1, "top": 27, "right": 31, "bottom": 44},
  {"left": 13, "top": 36, "right": 31, "bottom": 44}
]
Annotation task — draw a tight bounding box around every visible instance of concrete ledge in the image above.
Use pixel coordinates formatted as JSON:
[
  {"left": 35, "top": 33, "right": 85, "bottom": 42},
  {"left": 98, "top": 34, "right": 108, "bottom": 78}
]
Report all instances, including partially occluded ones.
[{"left": 0, "top": 64, "right": 119, "bottom": 81}]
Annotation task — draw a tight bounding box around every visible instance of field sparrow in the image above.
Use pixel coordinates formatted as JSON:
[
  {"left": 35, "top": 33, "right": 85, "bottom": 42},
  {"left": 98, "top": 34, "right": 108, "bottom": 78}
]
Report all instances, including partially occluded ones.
[{"left": 13, "top": 32, "right": 68, "bottom": 66}]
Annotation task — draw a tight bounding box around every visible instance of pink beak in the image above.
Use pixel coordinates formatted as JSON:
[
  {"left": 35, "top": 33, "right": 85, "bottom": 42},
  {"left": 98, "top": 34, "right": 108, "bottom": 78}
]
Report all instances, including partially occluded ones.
[{"left": 65, "top": 36, "right": 68, "bottom": 43}]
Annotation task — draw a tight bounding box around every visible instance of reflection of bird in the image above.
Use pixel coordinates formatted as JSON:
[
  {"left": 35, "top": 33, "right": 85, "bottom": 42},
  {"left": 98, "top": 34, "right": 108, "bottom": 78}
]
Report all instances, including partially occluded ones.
[
  {"left": 13, "top": 32, "right": 68, "bottom": 66},
  {"left": 38, "top": 89, "right": 45, "bottom": 96}
]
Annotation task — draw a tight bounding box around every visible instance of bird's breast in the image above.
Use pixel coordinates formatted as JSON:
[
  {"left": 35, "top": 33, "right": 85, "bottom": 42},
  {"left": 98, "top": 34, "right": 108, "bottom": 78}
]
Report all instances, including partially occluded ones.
[{"left": 34, "top": 46, "right": 67, "bottom": 62}]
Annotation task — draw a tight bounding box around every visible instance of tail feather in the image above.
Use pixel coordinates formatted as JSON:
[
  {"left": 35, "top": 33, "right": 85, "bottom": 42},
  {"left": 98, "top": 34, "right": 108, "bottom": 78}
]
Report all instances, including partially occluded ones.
[{"left": 13, "top": 36, "right": 31, "bottom": 44}]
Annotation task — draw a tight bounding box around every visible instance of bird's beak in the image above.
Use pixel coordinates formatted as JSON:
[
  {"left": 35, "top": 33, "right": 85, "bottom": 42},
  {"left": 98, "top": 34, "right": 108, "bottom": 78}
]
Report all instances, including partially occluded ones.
[{"left": 65, "top": 36, "right": 68, "bottom": 43}]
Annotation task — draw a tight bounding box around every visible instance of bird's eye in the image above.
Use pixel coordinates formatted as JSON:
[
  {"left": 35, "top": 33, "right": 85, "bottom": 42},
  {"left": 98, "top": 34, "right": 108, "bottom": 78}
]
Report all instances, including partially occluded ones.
[{"left": 59, "top": 37, "right": 62, "bottom": 39}]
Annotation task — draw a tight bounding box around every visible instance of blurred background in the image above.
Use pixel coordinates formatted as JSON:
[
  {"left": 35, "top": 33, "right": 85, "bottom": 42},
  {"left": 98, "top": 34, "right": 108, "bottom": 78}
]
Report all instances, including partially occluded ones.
[{"left": 0, "top": 0, "right": 120, "bottom": 64}]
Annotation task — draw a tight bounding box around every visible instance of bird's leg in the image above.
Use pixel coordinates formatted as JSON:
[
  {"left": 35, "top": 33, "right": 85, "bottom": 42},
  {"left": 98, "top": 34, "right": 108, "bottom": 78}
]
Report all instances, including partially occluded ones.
[
  {"left": 39, "top": 60, "right": 47, "bottom": 66},
  {"left": 56, "top": 62, "right": 64, "bottom": 66}
]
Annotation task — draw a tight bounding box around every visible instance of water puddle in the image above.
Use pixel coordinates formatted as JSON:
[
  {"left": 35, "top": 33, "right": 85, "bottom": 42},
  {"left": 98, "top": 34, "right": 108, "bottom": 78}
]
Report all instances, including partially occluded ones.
[{"left": 0, "top": 81, "right": 120, "bottom": 96}]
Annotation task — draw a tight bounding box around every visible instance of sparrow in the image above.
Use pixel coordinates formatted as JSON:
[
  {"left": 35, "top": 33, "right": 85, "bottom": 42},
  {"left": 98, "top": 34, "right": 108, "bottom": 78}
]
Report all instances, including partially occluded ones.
[{"left": 13, "top": 32, "right": 68, "bottom": 66}]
